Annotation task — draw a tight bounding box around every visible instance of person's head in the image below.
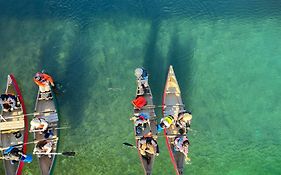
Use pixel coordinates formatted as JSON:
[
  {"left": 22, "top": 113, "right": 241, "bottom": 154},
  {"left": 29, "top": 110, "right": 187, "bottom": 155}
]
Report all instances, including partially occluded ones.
[
  {"left": 30, "top": 118, "right": 41, "bottom": 127},
  {"left": 160, "top": 122, "right": 165, "bottom": 128},
  {"left": 178, "top": 128, "right": 185, "bottom": 135},
  {"left": 183, "top": 140, "right": 190, "bottom": 147},
  {"left": 36, "top": 140, "right": 47, "bottom": 149},
  {"left": 34, "top": 72, "right": 42, "bottom": 81},
  {"left": 3, "top": 103, "right": 10, "bottom": 110},
  {"left": 146, "top": 137, "right": 152, "bottom": 144},
  {"left": 139, "top": 115, "right": 145, "bottom": 120},
  {"left": 0, "top": 94, "right": 8, "bottom": 100}
]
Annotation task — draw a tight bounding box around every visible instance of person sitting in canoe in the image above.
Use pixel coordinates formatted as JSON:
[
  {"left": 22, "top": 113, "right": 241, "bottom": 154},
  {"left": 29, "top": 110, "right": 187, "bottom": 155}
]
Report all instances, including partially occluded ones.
[
  {"left": 132, "top": 95, "right": 147, "bottom": 109},
  {"left": 33, "top": 72, "right": 55, "bottom": 100},
  {"left": 3, "top": 146, "right": 32, "bottom": 164},
  {"left": 30, "top": 118, "right": 52, "bottom": 138},
  {"left": 135, "top": 68, "right": 149, "bottom": 94},
  {"left": 34, "top": 140, "right": 53, "bottom": 158},
  {"left": 138, "top": 136, "right": 159, "bottom": 156},
  {"left": 174, "top": 129, "right": 191, "bottom": 164},
  {"left": 176, "top": 111, "right": 192, "bottom": 130},
  {"left": 130, "top": 113, "right": 150, "bottom": 135},
  {"left": 0, "top": 93, "right": 19, "bottom": 112},
  {"left": 156, "top": 115, "right": 174, "bottom": 132}
]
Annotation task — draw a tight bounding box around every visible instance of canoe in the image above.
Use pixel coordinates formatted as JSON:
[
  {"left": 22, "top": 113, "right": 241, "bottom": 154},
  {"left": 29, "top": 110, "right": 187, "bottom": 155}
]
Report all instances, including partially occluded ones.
[
  {"left": 0, "top": 74, "right": 28, "bottom": 175},
  {"left": 132, "top": 69, "right": 158, "bottom": 175},
  {"left": 162, "top": 65, "right": 188, "bottom": 175},
  {"left": 33, "top": 83, "right": 59, "bottom": 175}
]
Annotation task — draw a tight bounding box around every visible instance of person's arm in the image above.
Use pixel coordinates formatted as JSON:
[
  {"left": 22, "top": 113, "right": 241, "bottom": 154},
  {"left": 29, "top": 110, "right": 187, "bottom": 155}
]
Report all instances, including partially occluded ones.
[
  {"left": 45, "top": 143, "right": 53, "bottom": 154},
  {"left": 42, "top": 120, "right": 49, "bottom": 131},
  {"left": 152, "top": 140, "right": 159, "bottom": 154},
  {"left": 138, "top": 139, "right": 144, "bottom": 149},
  {"left": 30, "top": 125, "right": 36, "bottom": 132},
  {"left": 183, "top": 146, "right": 188, "bottom": 157},
  {"left": 44, "top": 74, "right": 55, "bottom": 86}
]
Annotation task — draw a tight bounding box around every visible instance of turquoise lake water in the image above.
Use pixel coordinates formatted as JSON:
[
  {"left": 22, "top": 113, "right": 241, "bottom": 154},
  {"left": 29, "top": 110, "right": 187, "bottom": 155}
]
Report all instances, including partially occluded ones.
[{"left": 1, "top": 0, "right": 281, "bottom": 174}]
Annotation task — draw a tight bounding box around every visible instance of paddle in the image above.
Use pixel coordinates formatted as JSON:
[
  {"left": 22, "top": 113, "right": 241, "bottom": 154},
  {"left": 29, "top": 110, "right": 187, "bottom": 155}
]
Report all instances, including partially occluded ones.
[
  {"left": 123, "top": 142, "right": 137, "bottom": 149},
  {"left": 0, "top": 137, "right": 58, "bottom": 151},
  {"left": 52, "top": 82, "right": 65, "bottom": 95},
  {"left": 0, "top": 115, "right": 7, "bottom": 122},
  {"left": 35, "top": 151, "right": 75, "bottom": 157},
  {"left": 30, "top": 126, "right": 70, "bottom": 133},
  {"left": 1, "top": 110, "right": 56, "bottom": 120}
]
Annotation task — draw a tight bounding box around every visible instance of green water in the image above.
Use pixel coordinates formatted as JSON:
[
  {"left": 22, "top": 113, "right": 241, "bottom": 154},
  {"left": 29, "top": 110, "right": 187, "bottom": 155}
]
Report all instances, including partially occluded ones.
[{"left": 1, "top": 1, "right": 281, "bottom": 174}]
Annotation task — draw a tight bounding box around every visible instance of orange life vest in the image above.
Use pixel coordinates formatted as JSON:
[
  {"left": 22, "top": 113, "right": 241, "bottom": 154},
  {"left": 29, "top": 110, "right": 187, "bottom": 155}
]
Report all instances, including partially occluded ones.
[
  {"left": 132, "top": 96, "right": 147, "bottom": 109},
  {"left": 33, "top": 73, "right": 54, "bottom": 87}
]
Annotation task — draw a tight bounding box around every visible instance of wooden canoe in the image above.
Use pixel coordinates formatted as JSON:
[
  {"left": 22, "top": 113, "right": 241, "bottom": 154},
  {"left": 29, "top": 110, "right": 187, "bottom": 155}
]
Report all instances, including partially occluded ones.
[
  {"left": 133, "top": 69, "right": 158, "bottom": 175},
  {"left": 33, "top": 84, "right": 59, "bottom": 175},
  {"left": 0, "top": 74, "right": 28, "bottom": 175},
  {"left": 162, "top": 65, "right": 188, "bottom": 175}
]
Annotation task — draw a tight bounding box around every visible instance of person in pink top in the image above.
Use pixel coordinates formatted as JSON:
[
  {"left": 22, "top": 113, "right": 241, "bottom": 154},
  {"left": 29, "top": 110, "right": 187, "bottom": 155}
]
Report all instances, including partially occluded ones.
[{"left": 174, "top": 129, "right": 191, "bottom": 163}]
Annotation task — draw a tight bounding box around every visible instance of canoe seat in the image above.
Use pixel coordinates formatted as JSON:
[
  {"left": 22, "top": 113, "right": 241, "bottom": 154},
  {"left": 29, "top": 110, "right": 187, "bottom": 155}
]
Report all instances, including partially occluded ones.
[
  {"left": 141, "top": 105, "right": 155, "bottom": 109},
  {"left": 167, "top": 135, "right": 177, "bottom": 138},
  {"left": 38, "top": 113, "right": 58, "bottom": 123},
  {"left": 0, "top": 120, "right": 24, "bottom": 131},
  {"left": 164, "top": 104, "right": 185, "bottom": 107}
]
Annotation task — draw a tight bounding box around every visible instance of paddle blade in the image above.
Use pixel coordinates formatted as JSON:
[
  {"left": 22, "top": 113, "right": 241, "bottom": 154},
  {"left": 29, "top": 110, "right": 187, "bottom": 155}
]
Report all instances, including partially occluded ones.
[
  {"left": 62, "top": 152, "right": 75, "bottom": 157},
  {"left": 123, "top": 142, "right": 134, "bottom": 147}
]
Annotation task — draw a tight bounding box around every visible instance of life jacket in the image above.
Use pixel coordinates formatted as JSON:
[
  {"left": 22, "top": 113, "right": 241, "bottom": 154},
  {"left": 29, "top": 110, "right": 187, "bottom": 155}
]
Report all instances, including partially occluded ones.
[
  {"left": 174, "top": 136, "right": 189, "bottom": 152},
  {"left": 33, "top": 73, "right": 54, "bottom": 87},
  {"left": 162, "top": 115, "right": 174, "bottom": 127},
  {"left": 140, "top": 142, "right": 155, "bottom": 155},
  {"left": 132, "top": 96, "right": 147, "bottom": 109},
  {"left": 31, "top": 118, "right": 47, "bottom": 130}
]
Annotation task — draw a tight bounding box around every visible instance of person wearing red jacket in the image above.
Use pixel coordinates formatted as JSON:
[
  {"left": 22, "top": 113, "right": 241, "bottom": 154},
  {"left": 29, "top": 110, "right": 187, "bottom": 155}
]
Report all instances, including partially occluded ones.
[{"left": 33, "top": 72, "right": 55, "bottom": 100}]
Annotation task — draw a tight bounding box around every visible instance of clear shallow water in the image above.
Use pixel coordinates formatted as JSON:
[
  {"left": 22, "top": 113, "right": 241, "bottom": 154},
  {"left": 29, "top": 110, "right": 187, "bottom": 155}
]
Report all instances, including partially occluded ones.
[{"left": 0, "top": 0, "right": 281, "bottom": 174}]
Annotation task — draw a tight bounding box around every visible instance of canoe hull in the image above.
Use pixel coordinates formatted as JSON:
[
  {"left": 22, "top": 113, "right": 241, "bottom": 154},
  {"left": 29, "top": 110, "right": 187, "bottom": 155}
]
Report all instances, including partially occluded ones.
[
  {"left": 162, "top": 66, "right": 187, "bottom": 175},
  {"left": 0, "top": 75, "right": 28, "bottom": 175},
  {"left": 34, "top": 85, "right": 59, "bottom": 175},
  {"left": 133, "top": 70, "right": 158, "bottom": 175}
]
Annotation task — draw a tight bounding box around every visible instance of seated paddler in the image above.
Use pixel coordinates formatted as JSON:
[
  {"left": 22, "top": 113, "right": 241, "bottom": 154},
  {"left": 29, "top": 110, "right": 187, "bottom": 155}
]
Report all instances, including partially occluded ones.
[
  {"left": 135, "top": 68, "right": 149, "bottom": 94},
  {"left": 174, "top": 129, "right": 191, "bottom": 163},
  {"left": 0, "top": 93, "right": 19, "bottom": 112},
  {"left": 34, "top": 140, "right": 53, "bottom": 158},
  {"left": 30, "top": 118, "right": 49, "bottom": 134},
  {"left": 176, "top": 111, "right": 192, "bottom": 130},
  {"left": 138, "top": 135, "right": 159, "bottom": 156},
  {"left": 3, "top": 146, "right": 32, "bottom": 164},
  {"left": 156, "top": 115, "right": 175, "bottom": 132},
  {"left": 33, "top": 72, "right": 54, "bottom": 100},
  {"left": 130, "top": 113, "right": 150, "bottom": 135}
]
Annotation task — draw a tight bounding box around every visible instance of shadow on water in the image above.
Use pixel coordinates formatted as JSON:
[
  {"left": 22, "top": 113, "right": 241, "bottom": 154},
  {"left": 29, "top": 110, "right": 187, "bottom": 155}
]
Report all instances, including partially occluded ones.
[
  {"left": 37, "top": 24, "right": 94, "bottom": 129},
  {"left": 61, "top": 30, "right": 94, "bottom": 129},
  {"left": 167, "top": 29, "right": 195, "bottom": 110},
  {"left": 0, "top": 0, "right": 280, "bottom": 20},
  {"left": 39, "top": 32, "right": 62, "bottom": 74},
  {"left": 143, "top": 19, "right": 165, "bottom": 107}
]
